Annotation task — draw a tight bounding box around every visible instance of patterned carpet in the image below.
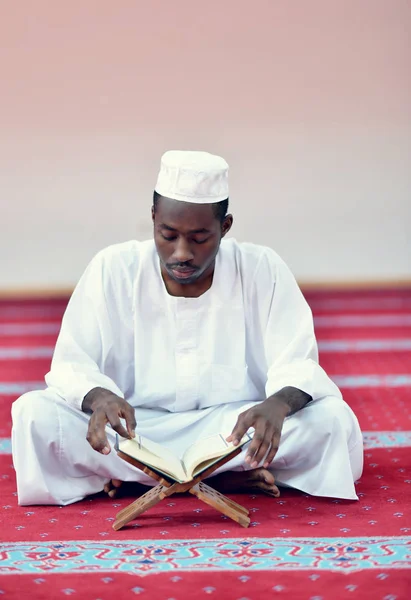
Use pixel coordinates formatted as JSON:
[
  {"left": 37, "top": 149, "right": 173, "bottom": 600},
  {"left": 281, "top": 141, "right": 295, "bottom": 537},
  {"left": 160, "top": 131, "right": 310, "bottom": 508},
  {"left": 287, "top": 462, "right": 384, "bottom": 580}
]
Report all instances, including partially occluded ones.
[{"left": 0, "top": 288, "right": 410, "bottom": 599}]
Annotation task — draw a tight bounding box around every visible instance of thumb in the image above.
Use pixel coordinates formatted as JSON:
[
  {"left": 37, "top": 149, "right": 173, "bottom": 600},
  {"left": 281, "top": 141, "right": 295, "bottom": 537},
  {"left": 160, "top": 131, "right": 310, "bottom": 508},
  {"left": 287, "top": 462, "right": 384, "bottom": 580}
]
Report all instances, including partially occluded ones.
[{"left": 227, "top": 415, "right": 249, "bottom": 446}]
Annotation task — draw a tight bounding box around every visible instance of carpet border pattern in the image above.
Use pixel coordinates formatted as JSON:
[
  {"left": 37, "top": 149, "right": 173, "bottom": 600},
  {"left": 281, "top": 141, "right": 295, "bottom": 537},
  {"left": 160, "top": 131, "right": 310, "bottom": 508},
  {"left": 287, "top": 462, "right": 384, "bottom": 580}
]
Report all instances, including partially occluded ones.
[{"left": 0, "top": 537, "right": 410, "bottom": 575}]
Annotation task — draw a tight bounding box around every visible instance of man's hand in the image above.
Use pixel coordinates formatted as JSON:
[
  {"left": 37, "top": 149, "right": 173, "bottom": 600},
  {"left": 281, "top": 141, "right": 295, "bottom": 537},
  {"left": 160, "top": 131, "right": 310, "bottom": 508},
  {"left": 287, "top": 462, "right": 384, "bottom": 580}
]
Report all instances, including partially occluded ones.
[
  {"left": 227, "top": 387, "right": 312, "bottom": 468},
  {"left": 227, "top": 397, "right": 289, "bottom": 468},
  {"left": 82, "top": 387, "right": 136, "bottom": 455}
]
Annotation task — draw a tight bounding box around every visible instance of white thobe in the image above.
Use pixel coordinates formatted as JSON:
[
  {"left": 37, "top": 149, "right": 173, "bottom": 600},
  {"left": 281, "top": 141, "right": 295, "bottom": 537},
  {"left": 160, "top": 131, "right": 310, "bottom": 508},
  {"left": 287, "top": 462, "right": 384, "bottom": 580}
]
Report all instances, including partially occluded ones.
[{"left": 12, "top": 239, "right": 363, "bottom": 505}]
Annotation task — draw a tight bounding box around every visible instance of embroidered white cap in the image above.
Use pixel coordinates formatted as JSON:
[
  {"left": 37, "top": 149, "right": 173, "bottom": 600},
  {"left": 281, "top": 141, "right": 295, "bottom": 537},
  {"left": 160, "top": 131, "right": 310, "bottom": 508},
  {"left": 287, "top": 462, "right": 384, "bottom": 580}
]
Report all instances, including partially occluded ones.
[{"left": 155, "top": 150, "right": 229, "bottom": 204}]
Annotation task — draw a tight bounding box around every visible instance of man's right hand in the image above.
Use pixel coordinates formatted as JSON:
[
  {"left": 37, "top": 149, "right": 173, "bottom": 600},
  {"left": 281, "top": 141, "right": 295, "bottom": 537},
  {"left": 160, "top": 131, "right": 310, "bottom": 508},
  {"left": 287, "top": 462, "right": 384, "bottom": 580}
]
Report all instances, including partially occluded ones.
[{"left": 82, "top": 387, "right": 136, "bottom": 454}]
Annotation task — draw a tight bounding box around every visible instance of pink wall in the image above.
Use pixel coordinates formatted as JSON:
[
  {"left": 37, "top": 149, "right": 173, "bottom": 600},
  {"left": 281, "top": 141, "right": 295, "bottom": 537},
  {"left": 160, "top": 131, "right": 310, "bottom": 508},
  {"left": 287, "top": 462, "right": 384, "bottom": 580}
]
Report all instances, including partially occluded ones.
[{"left": 1, "top": 1, "right": 410, "bottom": 288}]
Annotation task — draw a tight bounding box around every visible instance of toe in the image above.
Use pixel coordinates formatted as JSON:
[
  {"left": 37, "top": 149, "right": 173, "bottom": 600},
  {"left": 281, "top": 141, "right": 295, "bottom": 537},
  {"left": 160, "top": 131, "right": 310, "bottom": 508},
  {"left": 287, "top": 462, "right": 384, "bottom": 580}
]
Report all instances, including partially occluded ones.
[
  {"left": 255, "top": 480, "right": 280, "bottom": 495},
  {"left": 249, "top": 467, "right": 275, "bottom": 486},
  {"left": 260, "top": 487, "right": 281, "bottom": 498},
  {"left": 266, "top": 482, "right": 280, "bottom": 497},
  {"left": 261, "top": 470, "right": 275, "bottom": 485}
]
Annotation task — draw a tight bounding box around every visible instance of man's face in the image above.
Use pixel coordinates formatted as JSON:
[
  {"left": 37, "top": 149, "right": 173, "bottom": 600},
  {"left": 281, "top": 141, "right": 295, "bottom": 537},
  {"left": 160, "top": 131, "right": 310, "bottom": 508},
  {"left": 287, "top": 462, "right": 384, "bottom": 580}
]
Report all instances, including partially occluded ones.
[{"left": 152, "top": 196, "right": 232, "bottom": 286}]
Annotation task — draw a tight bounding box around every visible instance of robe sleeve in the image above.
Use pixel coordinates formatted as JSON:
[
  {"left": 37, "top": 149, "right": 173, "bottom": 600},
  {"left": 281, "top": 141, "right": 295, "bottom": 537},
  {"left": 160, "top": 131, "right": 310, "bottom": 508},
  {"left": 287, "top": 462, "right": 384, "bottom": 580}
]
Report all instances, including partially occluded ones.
[
  {"left": 45, "top": 251, "right": 125, "bottom": 410},
  {"left": 254, "top": 249, "right": 342, "bottom": 401}
]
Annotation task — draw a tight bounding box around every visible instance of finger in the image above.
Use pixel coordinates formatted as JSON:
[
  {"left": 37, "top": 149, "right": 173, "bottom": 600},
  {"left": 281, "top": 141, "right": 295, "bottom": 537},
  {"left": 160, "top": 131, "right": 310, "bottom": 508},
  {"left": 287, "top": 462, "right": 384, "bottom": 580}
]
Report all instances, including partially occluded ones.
[
  {"left": 263, "top": 432, "right": 281, "bottom": 468},
  {"left": 251, "top": 426, "right": 275, "bottom": 467},
  {"left": 245, "top": 420, "right": 266, "bottom": 464},
  {"left": 227, "top": 412, "right": 253, "bottom": 446},
  {"left": 122, "top": 404, "right": 137, "bottom": 438},
  {"left": 86, "top": 412, "right": 111, "bottom": 454},
  {"left": 106, "top": 408, "right": 130, "bottom": 439}
]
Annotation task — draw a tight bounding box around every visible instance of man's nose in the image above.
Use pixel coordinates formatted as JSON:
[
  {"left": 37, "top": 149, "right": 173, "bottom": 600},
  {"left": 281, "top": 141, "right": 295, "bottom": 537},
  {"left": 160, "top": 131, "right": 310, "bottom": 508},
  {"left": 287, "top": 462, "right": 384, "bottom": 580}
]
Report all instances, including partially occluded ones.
[{"left": 172, "top": 238, "right": 194, "bottom": 263}]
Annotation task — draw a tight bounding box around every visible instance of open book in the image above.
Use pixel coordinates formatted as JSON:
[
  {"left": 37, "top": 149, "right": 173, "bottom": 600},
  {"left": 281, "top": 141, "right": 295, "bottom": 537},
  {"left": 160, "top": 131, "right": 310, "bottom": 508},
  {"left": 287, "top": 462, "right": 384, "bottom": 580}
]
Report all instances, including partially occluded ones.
[{"left": 116, "top": 431, "right": 252, "bottom": 483}]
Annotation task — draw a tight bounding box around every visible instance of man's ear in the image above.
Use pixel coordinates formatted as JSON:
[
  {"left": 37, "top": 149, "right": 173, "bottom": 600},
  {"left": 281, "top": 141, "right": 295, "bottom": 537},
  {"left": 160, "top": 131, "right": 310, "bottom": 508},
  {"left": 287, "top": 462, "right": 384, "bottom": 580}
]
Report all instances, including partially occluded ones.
[
  {"left": 151, "top": 205, "right": 155, "bottom": 222},
  {"left": 221, "top": 214, "right": 233, "bottom": 238}
]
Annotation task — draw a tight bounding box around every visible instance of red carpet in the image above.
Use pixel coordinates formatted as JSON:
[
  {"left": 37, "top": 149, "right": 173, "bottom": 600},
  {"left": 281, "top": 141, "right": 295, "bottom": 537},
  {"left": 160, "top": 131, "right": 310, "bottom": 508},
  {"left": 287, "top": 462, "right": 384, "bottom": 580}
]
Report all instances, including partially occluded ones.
[{"left": 0, "top": 288, "right": 410, "bottom": 599}]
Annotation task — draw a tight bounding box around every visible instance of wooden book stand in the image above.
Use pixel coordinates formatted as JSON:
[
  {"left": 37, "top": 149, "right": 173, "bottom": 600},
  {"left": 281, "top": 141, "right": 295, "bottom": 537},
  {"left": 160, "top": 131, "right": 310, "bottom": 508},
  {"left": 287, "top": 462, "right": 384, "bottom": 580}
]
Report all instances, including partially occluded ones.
[{"left": 112, "top": 447, "right": 250, "bottom": 530}]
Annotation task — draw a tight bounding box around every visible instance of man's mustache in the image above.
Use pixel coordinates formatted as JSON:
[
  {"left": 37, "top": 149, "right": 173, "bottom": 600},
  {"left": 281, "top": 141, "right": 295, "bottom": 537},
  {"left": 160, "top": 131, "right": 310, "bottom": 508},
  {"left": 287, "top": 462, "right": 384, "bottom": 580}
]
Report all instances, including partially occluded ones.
[{"left": 167, "top": 263, "right": 199, "bottom": 270}]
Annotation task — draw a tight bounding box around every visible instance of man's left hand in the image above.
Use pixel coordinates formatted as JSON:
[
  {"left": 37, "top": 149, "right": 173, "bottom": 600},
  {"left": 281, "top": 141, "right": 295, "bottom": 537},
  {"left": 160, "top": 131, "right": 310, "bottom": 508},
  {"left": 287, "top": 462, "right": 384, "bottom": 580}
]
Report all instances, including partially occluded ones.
[{"left": 226, "top": 397, "right": 289, "bottom": 468}]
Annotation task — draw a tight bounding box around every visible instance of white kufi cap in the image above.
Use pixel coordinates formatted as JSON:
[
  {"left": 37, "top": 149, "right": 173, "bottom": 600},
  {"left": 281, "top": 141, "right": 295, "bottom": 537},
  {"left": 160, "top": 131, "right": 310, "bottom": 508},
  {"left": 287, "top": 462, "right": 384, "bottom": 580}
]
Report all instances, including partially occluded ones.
[{"left": 155, "top": 150, "right": 229, "bottom": 204}]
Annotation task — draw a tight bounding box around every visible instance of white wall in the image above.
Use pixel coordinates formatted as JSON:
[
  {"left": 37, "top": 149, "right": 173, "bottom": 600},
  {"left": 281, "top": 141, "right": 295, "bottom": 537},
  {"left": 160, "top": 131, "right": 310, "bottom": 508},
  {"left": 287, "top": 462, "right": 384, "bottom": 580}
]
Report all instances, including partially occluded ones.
[{"left": 1, "top": 0, "right": 410, "bottom": 290}]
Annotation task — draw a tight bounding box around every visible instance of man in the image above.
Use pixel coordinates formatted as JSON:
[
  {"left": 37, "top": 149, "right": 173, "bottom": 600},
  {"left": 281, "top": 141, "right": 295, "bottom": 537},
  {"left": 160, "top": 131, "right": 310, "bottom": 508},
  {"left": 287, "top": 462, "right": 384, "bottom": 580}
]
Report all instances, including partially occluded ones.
[{"left": 12, "top": 150, "right": 363, "bottom": 506}]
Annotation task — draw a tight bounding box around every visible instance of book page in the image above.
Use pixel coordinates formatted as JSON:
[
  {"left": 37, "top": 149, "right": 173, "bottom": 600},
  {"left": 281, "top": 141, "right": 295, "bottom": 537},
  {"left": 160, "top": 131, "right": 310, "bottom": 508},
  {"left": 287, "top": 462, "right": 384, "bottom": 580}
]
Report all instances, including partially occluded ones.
[
  {"left": 182, "top": 432, "right": 252, "bottom": 479},
  {"left": 118, "top": 435, "right": 187, "bottom": 482}
]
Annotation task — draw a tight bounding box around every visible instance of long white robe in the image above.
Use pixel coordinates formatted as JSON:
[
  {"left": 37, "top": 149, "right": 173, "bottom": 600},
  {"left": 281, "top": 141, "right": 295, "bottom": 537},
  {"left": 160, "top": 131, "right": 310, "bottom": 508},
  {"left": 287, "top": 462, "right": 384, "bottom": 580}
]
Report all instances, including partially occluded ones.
[{"left": 12, "top": 238, "right": 363, "bottom": 505}]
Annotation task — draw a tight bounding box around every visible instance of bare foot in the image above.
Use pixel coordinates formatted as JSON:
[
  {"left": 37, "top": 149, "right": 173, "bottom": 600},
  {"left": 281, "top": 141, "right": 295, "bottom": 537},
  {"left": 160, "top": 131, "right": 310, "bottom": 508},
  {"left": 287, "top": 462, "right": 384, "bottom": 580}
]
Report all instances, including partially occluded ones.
[
  {"left": 210, "top": 467, "right": 280, "bottom": 497},
  {"left": 103, "top": 479, "right": 149, "bottom": 499}
]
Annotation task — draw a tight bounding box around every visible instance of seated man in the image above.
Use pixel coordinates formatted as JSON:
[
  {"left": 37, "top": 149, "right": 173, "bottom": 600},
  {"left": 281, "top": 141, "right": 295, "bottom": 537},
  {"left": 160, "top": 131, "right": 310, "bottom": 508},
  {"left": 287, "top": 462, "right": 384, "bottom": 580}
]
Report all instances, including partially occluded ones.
[{"left": 12, "top": 150, "right": 363, "bottom": 506}]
